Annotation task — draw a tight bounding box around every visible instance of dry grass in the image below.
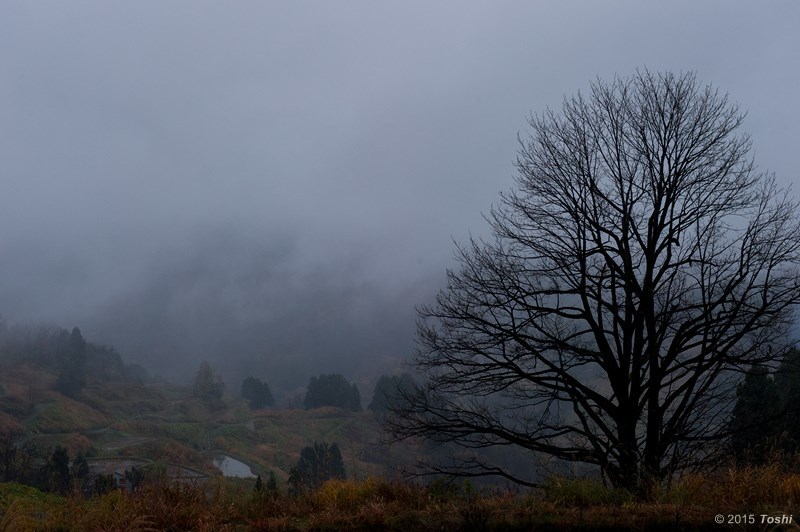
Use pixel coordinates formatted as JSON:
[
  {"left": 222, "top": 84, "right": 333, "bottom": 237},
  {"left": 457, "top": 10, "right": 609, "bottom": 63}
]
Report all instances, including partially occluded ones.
[{"left": 3, "top": 462, "right": 800, "bottom": 531}]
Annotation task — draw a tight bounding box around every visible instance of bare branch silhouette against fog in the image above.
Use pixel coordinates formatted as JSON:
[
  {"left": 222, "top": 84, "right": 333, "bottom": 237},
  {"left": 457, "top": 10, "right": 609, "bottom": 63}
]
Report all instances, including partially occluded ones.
[{"left": 389, "top": 71, "right": 800, "bottom": 495}]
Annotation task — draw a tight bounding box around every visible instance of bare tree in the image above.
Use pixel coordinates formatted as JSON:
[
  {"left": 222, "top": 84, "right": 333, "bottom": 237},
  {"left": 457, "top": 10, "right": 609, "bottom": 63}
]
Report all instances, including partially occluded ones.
[{"left": 387, "top": 71, "right": 800, "bottom": 495}]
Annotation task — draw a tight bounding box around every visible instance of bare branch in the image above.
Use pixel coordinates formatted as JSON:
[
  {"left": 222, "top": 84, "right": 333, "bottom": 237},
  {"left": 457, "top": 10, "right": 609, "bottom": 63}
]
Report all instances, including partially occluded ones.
[{"left": 387, "top": 70, "right": 800, "bottom": 495}]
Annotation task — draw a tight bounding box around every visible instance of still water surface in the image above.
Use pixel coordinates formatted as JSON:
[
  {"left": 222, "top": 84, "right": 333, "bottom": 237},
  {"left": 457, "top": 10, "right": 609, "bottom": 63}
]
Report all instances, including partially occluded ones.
[{"left": 213, "top": 455, "right": 256, "bottom": 478}]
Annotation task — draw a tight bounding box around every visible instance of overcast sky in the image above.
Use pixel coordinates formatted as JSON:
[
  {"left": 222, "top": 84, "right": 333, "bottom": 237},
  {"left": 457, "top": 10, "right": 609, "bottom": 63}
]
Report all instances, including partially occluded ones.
[{"left": 1, "top": 2, "right": 798, "bottom": 390}]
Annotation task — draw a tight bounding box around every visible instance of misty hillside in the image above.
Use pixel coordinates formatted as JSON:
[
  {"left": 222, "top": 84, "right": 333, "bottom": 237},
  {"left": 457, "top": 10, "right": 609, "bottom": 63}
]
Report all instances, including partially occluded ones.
[
  {"left": 1, "top": 2, "right": 796, "bottom": 406},
  {"left": 0, "top": 323, "right": 428, "bottom": 486},
  {"left": 2, "top": 5, "right": 800, "bottom": 530}
]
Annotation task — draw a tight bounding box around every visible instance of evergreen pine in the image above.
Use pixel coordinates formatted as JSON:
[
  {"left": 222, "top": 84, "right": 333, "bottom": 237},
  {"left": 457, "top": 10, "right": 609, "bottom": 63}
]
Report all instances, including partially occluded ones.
[
  {"left": 241, "top": 377, "right": 274, "bottom": 409},
  {"left": 304, "top": 374, "right": 361, "bottom": 411},
  {"left": 267, "top": 470, "right": 278, "bottom": 492},
  {"left": 290, "top": 441, "right": 346, "bottom": 492},
  {"left": 368, "top": 373, "right": 416, "bottom": 412},
  {"left": 49, "top": 446, "right": 71, "bottom": 494},
  {"left": 55, "top": 327, "right": 87, "bottom": 397},
  {"left": 775, "top": 348, "right": 800, "bottom": 449},
  {"left": 730, "top": 367, "right": 783, "bottom": 464}
]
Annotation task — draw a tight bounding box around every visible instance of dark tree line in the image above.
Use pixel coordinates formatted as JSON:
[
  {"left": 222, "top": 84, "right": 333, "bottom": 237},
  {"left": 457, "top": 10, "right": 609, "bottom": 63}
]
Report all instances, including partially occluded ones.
[
  {"left": 304, "top": 374, "right": 361, "bottom": 411},
  {"left": 0, "top": 440, "right": 91, "bottom": 495},
  {"left": 0, "top": 322, "right": 149, "bottom": 394}
]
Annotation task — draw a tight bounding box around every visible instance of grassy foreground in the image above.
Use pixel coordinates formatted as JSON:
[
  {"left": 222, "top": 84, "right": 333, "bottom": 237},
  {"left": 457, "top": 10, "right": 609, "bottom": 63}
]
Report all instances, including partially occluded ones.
[{"left": 1, "top": 462, "right": 799, "bottom": 531}]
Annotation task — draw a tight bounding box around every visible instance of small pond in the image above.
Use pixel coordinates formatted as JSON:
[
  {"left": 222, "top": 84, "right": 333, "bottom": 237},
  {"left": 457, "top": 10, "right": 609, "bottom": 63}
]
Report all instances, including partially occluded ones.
[{"left": 213, "top": 455, "right": 256, "bottom": 478}]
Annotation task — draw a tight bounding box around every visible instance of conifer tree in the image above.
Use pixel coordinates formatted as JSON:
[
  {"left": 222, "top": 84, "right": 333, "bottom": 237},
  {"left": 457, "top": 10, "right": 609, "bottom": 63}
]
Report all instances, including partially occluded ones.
[
  {"left": 288, "top": 441, "right": 346, "bottom": 493},
  {"left": 49, "top": 446, "right": 71, "bottom": 494},
  {"left": 55, "top": 327, "right": 87, "bottom": 397},
  {"left": 241, "top": 377, "right": 274, "bottom": 409},
  {"left": 304, "top": 374, "right": 361, "bottom": 411},
  {"left": 775, "top": 348, "right": 800, "bottom": 449},
  {"left": 730, "top": 367, "right": 783, "bottom": 464}
]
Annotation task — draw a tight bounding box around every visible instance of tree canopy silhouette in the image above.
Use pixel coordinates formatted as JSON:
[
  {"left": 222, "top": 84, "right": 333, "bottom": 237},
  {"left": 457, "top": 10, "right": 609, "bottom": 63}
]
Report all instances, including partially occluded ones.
[
  {"left": 55, "top": 327, "right": 87, "bottom": 398},
  {"left": 729, "top": 366, "right": 783, "bottom": 465},
  {"left": 288, "top": 441, "right": 345, "bottom": 494},
  {"left": 193, "top": 361, "right": 224, "bottom": 403},
  {"left": 369, "top": 373, "right": 416, "bottom": 412},
  {"left": 304, "top": 374, "right": 361, "bottom": 411},
  {"left": 241, "top": 376, "right": 274, "bottom": 409},
  {"left": 387, "top": 70, "right": 800, "bottom": 494}
]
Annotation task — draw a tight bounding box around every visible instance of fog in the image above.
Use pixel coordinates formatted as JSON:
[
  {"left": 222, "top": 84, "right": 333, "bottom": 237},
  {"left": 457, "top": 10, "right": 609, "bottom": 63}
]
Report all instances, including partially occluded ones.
[{"left": 1, "top": 2, "right": 798, "bottom": 391}]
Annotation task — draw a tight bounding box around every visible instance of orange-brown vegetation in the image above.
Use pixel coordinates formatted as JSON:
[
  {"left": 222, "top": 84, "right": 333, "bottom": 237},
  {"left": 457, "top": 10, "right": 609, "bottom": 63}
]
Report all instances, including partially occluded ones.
[{"left": 2, "top": 462, "right": 800, "bottom": 531}]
